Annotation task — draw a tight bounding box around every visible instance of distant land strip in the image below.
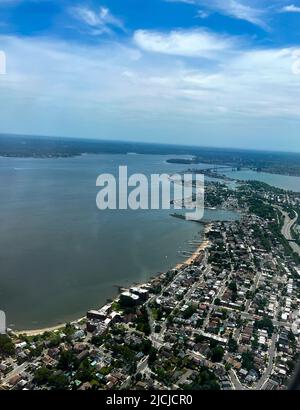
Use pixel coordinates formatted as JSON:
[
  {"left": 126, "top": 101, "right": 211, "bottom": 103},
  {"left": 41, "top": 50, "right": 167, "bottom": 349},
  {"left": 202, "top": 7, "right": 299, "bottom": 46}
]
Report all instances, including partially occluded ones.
[{"left": 1, "top": 133, "right": 300, "bottom": 177}]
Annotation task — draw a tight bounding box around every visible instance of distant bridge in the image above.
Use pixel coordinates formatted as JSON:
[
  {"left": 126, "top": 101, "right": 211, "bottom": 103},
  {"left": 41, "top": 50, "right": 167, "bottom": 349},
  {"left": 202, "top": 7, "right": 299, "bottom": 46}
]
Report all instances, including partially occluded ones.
[{"left": 207, "top": 166, "right": 239, "bottom": 172}]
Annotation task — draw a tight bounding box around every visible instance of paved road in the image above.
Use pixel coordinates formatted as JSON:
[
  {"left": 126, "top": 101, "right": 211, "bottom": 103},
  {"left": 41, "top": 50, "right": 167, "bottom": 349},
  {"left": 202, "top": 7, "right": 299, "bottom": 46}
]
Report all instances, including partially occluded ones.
[
  {"left": 279, "top": 208, "right": 300, "bottom": 256},
  {"left": 1, "top": 362, "right": 29, "bottom": 385},
  {"left": 121, "top": 356, "right": 149, "bottom": 389},
  {"left": 229, "top": 369, "right": 245, "bottom": 390},
  {"left": 281, "top": 210, "right": 297, "bottom": 241},
  {"left": 255, "top": 333, "right": 277, "bottom": 390},
  {"left": 177, "top": 369, "right": 193, "bottom": 386},
  {"left": 240, "top": 311, "right": 290, "bottom": 329},
  {"left": 150, "top": 264, "right": 209, "bottom": 346}
]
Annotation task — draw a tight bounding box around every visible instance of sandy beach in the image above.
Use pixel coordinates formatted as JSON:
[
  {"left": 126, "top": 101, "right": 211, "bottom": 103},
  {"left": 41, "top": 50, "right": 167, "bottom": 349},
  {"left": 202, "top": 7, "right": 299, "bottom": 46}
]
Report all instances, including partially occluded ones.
[
  {"left": 16, "top": 324, "right": 66, "bottom": 337},
  {"left": 15, "top": 316, "right": 86, "bottom": 337},
  {"left": 175, "top": 223, "right": 212, "bottom": 269}
]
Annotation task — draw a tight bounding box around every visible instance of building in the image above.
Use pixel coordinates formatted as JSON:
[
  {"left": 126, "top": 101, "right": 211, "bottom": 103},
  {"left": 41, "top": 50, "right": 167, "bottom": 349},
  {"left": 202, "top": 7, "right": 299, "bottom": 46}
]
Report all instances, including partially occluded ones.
[{"left": 120, "top": 291, "right": 140, "bottom": 307}]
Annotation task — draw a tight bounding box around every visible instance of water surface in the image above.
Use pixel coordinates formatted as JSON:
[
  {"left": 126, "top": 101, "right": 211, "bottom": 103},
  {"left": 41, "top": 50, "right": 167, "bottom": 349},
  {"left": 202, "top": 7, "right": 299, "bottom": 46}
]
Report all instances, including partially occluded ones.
[
  {"left": 222, "top": 169, "right": 300, "bottom": 192},
  {"left": 0, "top": 154, "right": 237, "bottom": 330}
]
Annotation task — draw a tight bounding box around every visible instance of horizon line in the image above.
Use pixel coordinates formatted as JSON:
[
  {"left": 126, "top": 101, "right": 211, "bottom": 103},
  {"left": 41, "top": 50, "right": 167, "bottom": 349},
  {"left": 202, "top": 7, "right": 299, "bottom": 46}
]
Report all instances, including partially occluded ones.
[{"left": 1, "top": 131, "right": 300, "bottom": 156}]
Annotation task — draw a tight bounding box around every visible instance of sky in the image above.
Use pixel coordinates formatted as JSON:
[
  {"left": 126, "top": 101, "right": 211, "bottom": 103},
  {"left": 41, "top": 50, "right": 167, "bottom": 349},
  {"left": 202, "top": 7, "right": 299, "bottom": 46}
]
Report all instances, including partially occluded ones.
[{"left": 0, "top": 1, "right": 300, "bottom": 152}]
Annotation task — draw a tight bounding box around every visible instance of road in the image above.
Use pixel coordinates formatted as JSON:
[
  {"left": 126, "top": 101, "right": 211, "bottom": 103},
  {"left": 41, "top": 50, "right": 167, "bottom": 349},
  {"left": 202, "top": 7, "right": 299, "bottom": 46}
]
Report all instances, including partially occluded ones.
[
  {"left": 282, "top": 213, "right": 297, "bottom": 241},
  {"left": 255, "top": 332, "right": 277, "bottom": 390},
  {"left": 226, "top": 335, "right": 277, "bottom": 391},
  {"left": 229, "top": 369, "right": 245, "bottom": 390},
  {"left": 176, "top": 369, "right": 193, "bottom": 386},
  {"left": 1, "top": 361, "right": 29, "bottom": 386},
  {"left": 279, "top": 208, "right": 300, "bottom": 256},
  {"left": 121, "top": 356, "right": 149, "bottom": 389},
  {"left": 147, "top": 262, "right": 210, "bottom": 348},
  {"left": 189, "top": 349, "right": 244, "bottom": 390}
]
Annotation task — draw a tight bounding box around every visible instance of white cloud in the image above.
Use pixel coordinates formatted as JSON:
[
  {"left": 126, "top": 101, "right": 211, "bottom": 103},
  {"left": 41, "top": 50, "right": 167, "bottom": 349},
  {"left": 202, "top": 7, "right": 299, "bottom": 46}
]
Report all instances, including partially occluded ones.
[
  {"left": 210, "top": 0, "right": 267, "bottom": 27},
  {"left": 0, "top": 33, "right": 300, "bottom": 146},
  {"left": 196, "top": 10, "right": 210, "bottom": 19},
  {"left": 133, "top": 29, "right": 238, "bottom": 58},
  {"left": 70, "top": 5, "right": 125, "bottom": 35},
  {"left": 166, "top": 0, "right": 268, "bottom": 29},
  {"left": 280, "top": 4, "right": 300, "bottom": 13}
]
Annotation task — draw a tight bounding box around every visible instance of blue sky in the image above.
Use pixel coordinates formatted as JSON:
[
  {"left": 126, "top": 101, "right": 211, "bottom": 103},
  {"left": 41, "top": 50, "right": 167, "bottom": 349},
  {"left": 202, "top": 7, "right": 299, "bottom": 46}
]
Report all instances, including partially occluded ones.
[{"left": 0, "top": 0, "right": 300, "bottom": 151}]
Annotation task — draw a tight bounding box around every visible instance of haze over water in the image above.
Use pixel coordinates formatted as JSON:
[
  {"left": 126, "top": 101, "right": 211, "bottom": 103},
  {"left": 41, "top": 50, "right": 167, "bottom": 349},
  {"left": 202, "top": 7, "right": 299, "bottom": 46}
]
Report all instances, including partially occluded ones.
[
  {"left": 0, "top": 153, "right": 235, "bottom": 330},
  {"left": 1, "top": 152, "right": 299, "bottom": 330},
  {"left": 223, "top": 169, "right": 300, "bottom": 192}
]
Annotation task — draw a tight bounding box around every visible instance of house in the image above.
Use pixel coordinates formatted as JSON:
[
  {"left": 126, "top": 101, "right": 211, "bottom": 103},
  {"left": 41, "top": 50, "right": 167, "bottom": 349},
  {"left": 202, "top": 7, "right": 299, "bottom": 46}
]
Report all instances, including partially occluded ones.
[
  {"left": 73, "top": 330, "right": 85, "bottom": 340},
  {"left": 78, "top": 382, "right": 92, "bottom": 390},
  {"left": 8, "top": 374, "right": 22, "bottom": 387},
  {"left": 77, "top": 350, "right": 90, "bottom": 362}
]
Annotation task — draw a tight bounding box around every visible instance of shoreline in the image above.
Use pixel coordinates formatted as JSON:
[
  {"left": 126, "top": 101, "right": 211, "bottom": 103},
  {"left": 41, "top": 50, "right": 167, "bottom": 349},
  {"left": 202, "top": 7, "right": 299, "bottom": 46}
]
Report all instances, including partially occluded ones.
[
  {"left": 15, "top": 224, "right": 212, "bottom": 337},
  {"left": 175, "top": 223, "right": 212, "bottom": 270},
  {"left": 15, "top": 316, "right": 86, "bottom": 337}
]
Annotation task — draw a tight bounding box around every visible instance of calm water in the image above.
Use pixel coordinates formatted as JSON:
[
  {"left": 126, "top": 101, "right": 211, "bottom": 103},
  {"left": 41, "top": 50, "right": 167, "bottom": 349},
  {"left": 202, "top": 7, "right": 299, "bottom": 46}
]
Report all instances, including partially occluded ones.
[
  {"left": 222, "top": 169, "right": 300, "bottom": 192},
  {"left": 0, "top": 154, "right": 238, "bottom": 330}
]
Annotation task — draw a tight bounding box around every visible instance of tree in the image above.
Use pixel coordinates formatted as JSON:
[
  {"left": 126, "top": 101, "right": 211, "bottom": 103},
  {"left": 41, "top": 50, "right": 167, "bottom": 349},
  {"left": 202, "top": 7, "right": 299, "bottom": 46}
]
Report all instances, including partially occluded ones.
[
  {"left": 252, "top": 335, "right": 259, "bottom": 350},
  {"left": 140, "top": 339, "right": 152, "bottom": 354},
  {"left": 246, "top": 291, "right": 254, "bottom": 299},
  {"left": 210, "top": 346, "right": 224, "bottom": 363},
  {"left": 155, "top": 324, "right": 162, "bottom": 333},
  {"left": 228, "top": 337, "right": 238, "bottom": 353},
  {"left": 255, "top": 317, "right": 274, "bottom": 337},
  {"left": 34, "top": 367, "right": 52, "bottom": 385},
  {"left": 48, "top": 334, "right": 61, "bottom": 348},
  {"left": 184, "top": 367, "right": 220, "bottom": 390},
  {"left": 182, "top": 305, "right": 197, "bottom": 319},
  {"left": 242, "top": 352, "right": 255, "bottom": 371},
  {"left": 49, "top": 373, "right": 69, "bottom": 390},
  {"left": 228, "top": 281, "right": 237, "bottom": 293},
  {"left": 128, "top": 360, "right": 137, "bottom": 375},
  {"left": 196, "top": 318, "right": 204, "bottom": 328},
  {"left": 76, "top": 359, "right": 95, "bottom": 383},
  {"left": 225, "top": 363, "right": 232, "bottom": 372},
  {"left": 91, "top": 335, "right": 104, "bottom": 347},
  {"left": 57, "top": 350, "right": 78, "bottom": 371},
  {"left": 148, "top": 347, "right": 157, "bottom": 365},
  {"left": 195, "top": 334, "right": 205, "bottom": 344},
  {"left": 0, "top": 334, "right": 15, "bottom": 356},
  {"left": 135, "top": 307, "right": 151, "bottom": 335}
]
